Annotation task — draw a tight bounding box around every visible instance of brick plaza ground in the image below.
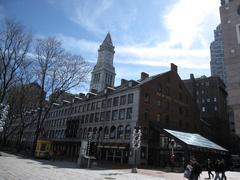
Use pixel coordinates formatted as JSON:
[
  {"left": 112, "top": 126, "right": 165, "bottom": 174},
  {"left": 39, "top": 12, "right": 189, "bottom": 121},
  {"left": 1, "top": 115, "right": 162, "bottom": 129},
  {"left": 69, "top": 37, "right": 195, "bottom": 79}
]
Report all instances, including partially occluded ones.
[{"left": 0, "top": 151, "right": 240, "bottom": 180}]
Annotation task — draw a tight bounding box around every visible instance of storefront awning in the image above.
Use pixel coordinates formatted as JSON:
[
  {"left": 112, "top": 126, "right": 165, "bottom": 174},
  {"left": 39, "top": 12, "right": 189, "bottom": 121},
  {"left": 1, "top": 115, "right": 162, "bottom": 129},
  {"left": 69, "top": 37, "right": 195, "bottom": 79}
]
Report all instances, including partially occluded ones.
[{"left": 164, "top": 129, "right": 228, "bottom": 152}]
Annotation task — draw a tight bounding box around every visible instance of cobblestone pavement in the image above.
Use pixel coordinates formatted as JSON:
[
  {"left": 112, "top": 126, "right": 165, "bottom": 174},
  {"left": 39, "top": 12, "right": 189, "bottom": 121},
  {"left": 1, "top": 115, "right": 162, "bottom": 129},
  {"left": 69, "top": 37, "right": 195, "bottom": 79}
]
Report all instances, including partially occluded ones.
[{"left": 0, "top": 152, "right": 240, "bottom": 180}]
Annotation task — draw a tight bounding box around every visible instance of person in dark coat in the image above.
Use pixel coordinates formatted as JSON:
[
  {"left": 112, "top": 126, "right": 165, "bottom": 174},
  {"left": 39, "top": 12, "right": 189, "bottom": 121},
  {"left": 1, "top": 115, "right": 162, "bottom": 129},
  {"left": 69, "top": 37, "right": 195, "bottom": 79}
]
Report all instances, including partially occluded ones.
[
  {"left": 189, "top": 160, "right": 202, "bottom": 180},
  {"left": 207, "top": 159, "right": 214, "bottom": 179},
  {"left": 219, "top": 159, "right": 227, "bottom": 180},
  {"left": 214, "top": 159, "right": 221, "bottom": 180}
]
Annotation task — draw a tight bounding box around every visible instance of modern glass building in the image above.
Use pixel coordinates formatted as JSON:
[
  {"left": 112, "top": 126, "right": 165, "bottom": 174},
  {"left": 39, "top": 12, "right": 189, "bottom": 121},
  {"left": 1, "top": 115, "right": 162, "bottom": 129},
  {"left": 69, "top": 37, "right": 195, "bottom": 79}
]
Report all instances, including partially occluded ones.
[{"left": 210, "top": 24, "right": 226, "bottom": 85}]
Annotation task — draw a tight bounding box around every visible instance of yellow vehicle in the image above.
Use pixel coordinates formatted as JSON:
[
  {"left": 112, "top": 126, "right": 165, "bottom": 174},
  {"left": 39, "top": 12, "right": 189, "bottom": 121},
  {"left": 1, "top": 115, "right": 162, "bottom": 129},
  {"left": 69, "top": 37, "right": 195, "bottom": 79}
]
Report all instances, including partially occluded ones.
[{"left": 35, "top": 140, "right": 52, "bottom": 159}]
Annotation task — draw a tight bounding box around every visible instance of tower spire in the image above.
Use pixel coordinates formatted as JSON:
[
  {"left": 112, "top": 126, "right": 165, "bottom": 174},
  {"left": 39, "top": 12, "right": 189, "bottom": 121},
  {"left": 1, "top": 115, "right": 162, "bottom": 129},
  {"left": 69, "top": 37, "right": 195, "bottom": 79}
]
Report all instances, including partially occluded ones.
[
  {"left": 102, "top": 32, "right": 113, "bottom": 46},
  {"left": 89, "top": 33, "right": 116, "bottom": 92}
]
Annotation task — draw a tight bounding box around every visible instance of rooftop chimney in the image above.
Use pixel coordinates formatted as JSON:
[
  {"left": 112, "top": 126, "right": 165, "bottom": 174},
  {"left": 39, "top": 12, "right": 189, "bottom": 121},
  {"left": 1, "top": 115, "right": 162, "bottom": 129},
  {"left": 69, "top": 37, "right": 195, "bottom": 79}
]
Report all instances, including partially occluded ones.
[
  {"left": 141, "top": 72, "right": 149, "bottom": 80},
  {"left": 171, "top": 63, "right": 177, "bottom": 73},
  {"left": 190, "top": 73, "right": 195, "bottom": 80},
  {"left": 121, "top": 79, "right": 128, "bottom": 86}
]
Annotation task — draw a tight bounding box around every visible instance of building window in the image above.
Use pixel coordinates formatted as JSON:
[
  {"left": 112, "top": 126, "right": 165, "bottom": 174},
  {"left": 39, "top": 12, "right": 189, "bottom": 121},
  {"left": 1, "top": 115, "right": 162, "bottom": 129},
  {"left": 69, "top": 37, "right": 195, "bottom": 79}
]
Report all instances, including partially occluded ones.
[
  {"left": 144, "top": 110, "right": 149, "bottom": 120},
  {"left": 100, "top": 112, "right": 105, "bottom": 121},
  {"left": 102, "top": 100, "right": 107, "bottom": 108},
  {"left": 95, "top": 113, "right": 99, "bottom": 122},
  {"left": 144, "top": 93, "right": 150, "bottom": 103},
  {"left": 157, "top": 100, "right": 161, "bottom": 106},
  {"left": 85, "top": 114, "right": 89, "bottom": 123},
  {"left": 202, "top": 107, "right": 206, "bottom": 112},
  {"left": 125, "top": 125, "right": 131, "bottom": 139},
  {"left": 120, "top": 95, "right": 126, "bottom": 105},
  {"left": 96, "top": 101, "right": 101, "bottom": 109},
  {"left": 110, "top": 126, "right": 116, "bottom": 139},
  {"left": 214, "top": 106, "right": 218, "bottom": 111},
  {"left": 201, "top": 90, "right": 204, "bottom": 94},
  {"left": 214, "top": 97, "right": 217, "bottom": 102},
  {"left": 126, "top": 108, "right": 132, "bottom": 119},
  {"left": 207, "top": 98, "right": 210, "bottom": 103},
  {"left": 196, "top": 91, "right": 199, "bottom": 95},
  {"left": 158, "top": 84, "right": 162, "bottom": 92},
  {"left": 91, "top": 102, "right": 96, "bottom": 110},
  {"left": 117, "top": 125, "right": 124, "bottom": 139},
  {"left": 128, "top": 93, "right": 134, "bottom": 104},
  {"left": 104, "top": 127, "right": 109, "bottom": 139},
  {"left": 113, "top": 97, "right": 119, "bottom": 106},
  {"left": 90, "top": 113, "right": 94, "bottom": 123},
  {"left": 107, "top": 98, "right": 112, "bottom": 107},
  {"left": 81, "top": 115, "right": 85, "bottom": 124},
  {"left": 106, "top": 111, "right": 111, "bottom": 121},
  {"left": 112, "top": 110, "right": 118, "bottom": 121},
  {"left": 87, "top": 103, "right": 91, "bottom": 111},
  {"left": 206, "top": 82, "right": 209, "bottom": 86},
  {"left": 119, "top": 109, "right": 125, "bottom": 120},
  {"left": 82, "top": 104, "right": 86, "bottom": 112},
  {"left": 202, "top": 99, "right": 205, "bottom": 103}
]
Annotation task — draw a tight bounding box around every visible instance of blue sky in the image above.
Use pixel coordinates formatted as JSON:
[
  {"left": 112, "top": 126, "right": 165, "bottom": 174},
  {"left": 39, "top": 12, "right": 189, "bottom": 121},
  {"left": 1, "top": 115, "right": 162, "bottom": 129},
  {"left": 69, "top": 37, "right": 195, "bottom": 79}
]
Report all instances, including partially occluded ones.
[{"left": 1, "top": 0, "right": 221, "bottom": 90}]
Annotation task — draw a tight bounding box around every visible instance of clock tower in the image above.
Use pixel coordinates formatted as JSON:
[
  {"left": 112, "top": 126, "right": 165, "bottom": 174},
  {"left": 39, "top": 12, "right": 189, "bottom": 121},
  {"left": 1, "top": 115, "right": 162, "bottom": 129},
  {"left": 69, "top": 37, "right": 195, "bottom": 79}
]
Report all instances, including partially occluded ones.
[
  {"left": 220, "top": 0, "right": 240, "bottom": 136},
  {"left": 90, "top": 33, "right": 116, "bottom": 93}
]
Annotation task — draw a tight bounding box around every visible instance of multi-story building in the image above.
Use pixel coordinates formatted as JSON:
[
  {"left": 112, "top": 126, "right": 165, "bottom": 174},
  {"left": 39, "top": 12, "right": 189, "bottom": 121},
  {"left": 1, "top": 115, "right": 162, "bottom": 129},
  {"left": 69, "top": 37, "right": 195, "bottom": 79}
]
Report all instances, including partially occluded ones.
[
  {"left": 184, "top": 75, "right": 230, "bottom": 148},
  {"left": 41, "top": 62, "right": 202, "bottom": 166},
  {"left": 210, "top": 24, "right": 226, "bottom": 85},
  {"left": 7, "top": 33, "right": 228, "bottom": 167},
  {"left": 220, "top": 0, "right": 240, "bottom": 136}
]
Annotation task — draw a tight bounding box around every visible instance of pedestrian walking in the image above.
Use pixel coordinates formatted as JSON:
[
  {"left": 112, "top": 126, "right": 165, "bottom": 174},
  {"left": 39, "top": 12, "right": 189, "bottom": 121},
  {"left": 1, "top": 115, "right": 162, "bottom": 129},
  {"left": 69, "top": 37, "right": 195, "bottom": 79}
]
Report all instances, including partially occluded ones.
[
  {"left": 214, "top": 159, "right": 221, "bottom": 180},
  {"left": 207, "top": 158, "right": 214, "bottom": 179},
  {"left": 219, "top": 159, "right": 227, "bottom": 180},
  {"left": 191, "top": 160, "right": 202, "bottom": 180},
  {"left": 184, "top": 160, "right": 193, "bottom": 179}
]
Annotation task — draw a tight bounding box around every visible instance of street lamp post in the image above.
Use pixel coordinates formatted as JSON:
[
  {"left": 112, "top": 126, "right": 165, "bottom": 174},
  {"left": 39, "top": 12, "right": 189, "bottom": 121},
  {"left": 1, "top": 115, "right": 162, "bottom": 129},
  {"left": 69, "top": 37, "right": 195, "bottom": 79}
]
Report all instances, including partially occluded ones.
[
  {"left": 170, "top": 139, "right": 175, "bottom": 156},
  {"left": 170, "top": 139, "right": 175, "bottom": 172},
  {"left": 131, "top": 127, "right": 142, "bottom": 173}
]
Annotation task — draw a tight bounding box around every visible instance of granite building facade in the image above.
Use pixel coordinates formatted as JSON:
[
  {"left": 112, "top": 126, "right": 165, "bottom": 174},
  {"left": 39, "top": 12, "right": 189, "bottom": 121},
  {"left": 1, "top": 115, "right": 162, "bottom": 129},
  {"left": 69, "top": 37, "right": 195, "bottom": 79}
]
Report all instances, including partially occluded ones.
[{"left": 220, "top": 0, "right": 240, "bottom": 136}]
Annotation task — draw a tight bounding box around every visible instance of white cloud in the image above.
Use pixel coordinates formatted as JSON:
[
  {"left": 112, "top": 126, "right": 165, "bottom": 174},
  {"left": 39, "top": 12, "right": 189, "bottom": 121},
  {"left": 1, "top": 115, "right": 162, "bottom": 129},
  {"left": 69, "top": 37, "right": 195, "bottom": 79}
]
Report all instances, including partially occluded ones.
[
  {"left": 48, "top": 0, "right": 220, "bottom": 72},
  {"left": 163, "top": 0, "right": 220, "bottom": 49},
  {"left": 56, "top": 34, "right": 99, "bottom": 54}
]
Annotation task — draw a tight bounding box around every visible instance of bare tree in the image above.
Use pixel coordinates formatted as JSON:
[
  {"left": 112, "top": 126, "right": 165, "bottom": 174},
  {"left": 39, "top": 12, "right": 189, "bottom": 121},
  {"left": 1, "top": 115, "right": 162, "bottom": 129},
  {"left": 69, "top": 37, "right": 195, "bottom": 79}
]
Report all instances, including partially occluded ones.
[
  {"left": 1, "top": 59, "right": 37, "bottom": 147},
  {"left": 32, "top": 37, "right": 91, "bottom": 155},
  {"left": 0, "top": 18, "right": 31, "bottom": 104}
]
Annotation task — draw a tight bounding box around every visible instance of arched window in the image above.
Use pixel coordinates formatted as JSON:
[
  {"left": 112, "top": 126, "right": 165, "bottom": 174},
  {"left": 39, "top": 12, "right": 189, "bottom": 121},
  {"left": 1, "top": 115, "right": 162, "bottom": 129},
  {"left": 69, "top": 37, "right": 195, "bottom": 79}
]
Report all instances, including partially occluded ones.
[
  {"left": 93, "top": 127, "right": 98, "bottom": 139},
  {"left": 79, "top": 128, "right": 82, "bottom": 139},
  {"left": 88, "top": 127, "right": 92, "bottom": 138},
  {"left": 110, "top": 126, "right": 116, "bottom": 139},
  {"left": 98, "top": 126, "right": 103, "bottom": 140},
  {"left": 125, "top": 125, "right": 131, "bottom": 139},
  {"left": 117, "top": 125, "right": 124, "bottom": 139},
  {"left": 104, "top": 126, "right": 109, "bottom": 139},
  {"left": 83, "top": 128, "right": 87, "bottom": 139}
]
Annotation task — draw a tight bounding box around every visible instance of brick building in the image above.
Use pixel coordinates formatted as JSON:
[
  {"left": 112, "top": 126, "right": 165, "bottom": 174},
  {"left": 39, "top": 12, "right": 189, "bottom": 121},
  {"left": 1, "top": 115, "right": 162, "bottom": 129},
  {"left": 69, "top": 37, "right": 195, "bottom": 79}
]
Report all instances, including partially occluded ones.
[{"left": 184, "top": 75, "right": 230, "bottom": 149}]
